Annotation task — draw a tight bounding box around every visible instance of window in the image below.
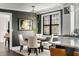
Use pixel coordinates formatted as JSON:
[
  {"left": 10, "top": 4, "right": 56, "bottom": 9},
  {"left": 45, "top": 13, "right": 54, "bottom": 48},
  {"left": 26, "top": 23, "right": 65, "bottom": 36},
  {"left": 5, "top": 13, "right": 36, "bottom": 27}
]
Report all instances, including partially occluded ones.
[
  {"left": 43, "top": 11, "right": 61, "bottom": 35},
  {"left": 51, "top": 13, "right": 60, "bottom": 35},
  {"left": 43, "top": 15, "right": 50, "bottom": 35}
]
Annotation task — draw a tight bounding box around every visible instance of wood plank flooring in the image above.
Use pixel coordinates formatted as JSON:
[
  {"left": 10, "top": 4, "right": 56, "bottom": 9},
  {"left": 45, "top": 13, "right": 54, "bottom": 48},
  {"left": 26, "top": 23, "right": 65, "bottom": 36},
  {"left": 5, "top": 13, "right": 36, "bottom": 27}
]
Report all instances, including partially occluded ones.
[{"left": 0, "top": 43, "right": 23, "bottom": 56}]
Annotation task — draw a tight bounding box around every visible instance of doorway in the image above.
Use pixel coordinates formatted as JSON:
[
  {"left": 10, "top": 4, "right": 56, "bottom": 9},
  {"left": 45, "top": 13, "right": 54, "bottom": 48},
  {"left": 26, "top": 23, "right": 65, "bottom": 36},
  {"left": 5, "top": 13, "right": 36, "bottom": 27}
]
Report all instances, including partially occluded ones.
[{"left": 0, "top": 12, "right": 12, "bottom": 49}]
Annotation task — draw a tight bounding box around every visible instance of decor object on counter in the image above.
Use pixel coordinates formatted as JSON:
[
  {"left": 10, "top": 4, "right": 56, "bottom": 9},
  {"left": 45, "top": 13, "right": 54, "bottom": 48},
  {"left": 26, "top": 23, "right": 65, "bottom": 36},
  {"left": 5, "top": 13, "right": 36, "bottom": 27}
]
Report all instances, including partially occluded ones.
[
  {"left": 18, "top": 18, "right": 33, "bottom": 31},
  {"left": 74, "top": 28, "right": 79, "bottom": 36},
  {"left": 64, "top": 6, "right": 70, "bottom": 14}
]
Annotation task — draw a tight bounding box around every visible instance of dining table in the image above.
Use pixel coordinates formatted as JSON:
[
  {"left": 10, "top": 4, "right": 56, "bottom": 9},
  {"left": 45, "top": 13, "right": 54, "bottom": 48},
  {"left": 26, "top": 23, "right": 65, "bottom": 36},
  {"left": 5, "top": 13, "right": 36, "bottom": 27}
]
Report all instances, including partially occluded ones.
[{"left": 37, "top": 36, "right": 47, "bottom": 52}]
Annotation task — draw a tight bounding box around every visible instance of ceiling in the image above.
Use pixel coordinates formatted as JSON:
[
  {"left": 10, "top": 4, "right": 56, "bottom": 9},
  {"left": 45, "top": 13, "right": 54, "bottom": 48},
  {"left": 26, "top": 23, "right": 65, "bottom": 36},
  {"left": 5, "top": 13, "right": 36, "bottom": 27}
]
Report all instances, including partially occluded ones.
[{"left": 0, "top": 3, "right": 63, "bottom": 13}]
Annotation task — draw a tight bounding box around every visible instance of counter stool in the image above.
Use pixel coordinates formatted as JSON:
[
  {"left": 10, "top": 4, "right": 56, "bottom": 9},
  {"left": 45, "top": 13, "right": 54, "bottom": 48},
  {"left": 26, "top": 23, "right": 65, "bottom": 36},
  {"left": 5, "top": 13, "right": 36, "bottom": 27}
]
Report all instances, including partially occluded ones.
[{"left": 50, "top": 48, "right": 66, "bottom": 56}]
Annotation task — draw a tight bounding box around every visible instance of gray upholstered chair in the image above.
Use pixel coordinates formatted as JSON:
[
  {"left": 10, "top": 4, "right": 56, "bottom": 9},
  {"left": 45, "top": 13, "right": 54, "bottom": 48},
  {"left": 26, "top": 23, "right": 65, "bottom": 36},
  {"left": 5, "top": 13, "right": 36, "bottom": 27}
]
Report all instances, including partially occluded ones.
[
  {"left": 18, "top": 34, "right": 27, "bottom": 52},
  {"left": 42, "top": 34, "right": 54, "bottom": 49},
  {"left": 27, "top": 36, "right": 40, "bottom": 55}
]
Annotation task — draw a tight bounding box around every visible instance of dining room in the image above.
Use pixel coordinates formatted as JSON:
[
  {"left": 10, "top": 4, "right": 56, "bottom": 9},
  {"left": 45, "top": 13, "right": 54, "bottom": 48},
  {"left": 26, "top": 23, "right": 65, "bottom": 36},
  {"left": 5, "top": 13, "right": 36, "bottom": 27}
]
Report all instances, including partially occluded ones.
[{"left": 0, "top": 3, "right": 79, "bottom": 56}]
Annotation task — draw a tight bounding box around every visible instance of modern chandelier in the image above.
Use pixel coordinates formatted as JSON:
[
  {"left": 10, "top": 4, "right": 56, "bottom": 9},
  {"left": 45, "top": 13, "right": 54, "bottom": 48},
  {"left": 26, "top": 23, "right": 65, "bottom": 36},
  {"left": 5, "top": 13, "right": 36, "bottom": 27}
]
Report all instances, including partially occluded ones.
[{"left": 31, "top": 6, "right": 37, "bottom": 20}]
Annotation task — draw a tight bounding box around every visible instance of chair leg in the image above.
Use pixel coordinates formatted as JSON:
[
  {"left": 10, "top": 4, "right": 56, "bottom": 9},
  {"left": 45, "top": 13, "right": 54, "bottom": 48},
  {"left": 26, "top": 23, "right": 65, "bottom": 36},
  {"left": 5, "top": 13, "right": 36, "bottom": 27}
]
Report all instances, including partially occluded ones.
[
  {"left": 35, "top": 48, "right": 38, "bottom": 56},
  {"left": 5, "top": 40, "right": 7, "bottom": 47},
  {"left": 28, "top": 48, "right": 31, "bottom": 55},
  {"left": 40, "top": 46, "right": 44, "bottom": 52},
  {"left": 49, "top": 46, "right": 51, "bottom": 50},
  {"left": 8, "top": 39, "right": 10, "bottom": 49},
  {"left": 38, "top": 47, "right": 40, "bottom": 53},
  {"left": 34, "top": 48, "right": 36, "bottom": 53},
  {"left": 20, "top": 45, "right": 23, "bottom": 52}
]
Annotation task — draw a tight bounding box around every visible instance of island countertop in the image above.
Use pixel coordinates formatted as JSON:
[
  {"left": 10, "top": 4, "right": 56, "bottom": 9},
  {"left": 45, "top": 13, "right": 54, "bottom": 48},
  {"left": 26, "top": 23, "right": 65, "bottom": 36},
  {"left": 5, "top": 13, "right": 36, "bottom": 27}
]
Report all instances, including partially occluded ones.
[
  {"left": 54, "top": 35, "right": 79, "bottom": 38},
  {"left": 49, "top": 35, "right": 79, "bottom": 49}
]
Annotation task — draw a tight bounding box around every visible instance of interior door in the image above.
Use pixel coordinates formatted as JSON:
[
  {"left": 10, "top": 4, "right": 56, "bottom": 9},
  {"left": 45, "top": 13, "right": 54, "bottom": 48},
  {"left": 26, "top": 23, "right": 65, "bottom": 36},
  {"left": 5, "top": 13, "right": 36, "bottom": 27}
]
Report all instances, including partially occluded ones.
[{"left": 0, "top": 14, "right": 9, "bottom": 43}]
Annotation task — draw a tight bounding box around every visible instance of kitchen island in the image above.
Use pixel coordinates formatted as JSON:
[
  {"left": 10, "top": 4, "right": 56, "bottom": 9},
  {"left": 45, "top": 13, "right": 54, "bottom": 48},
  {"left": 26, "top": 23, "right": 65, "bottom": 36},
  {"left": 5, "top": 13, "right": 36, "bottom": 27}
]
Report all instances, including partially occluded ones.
[{"left": 49, "top": 35, "right": 79, "bottom": 56}]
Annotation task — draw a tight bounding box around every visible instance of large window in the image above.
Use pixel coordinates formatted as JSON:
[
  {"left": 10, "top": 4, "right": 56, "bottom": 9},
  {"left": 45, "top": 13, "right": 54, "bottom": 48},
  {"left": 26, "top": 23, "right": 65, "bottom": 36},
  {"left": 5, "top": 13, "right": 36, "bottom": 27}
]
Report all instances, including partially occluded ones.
[
  {"left": 43, "top": 15, "right": 50, "bottom": 35},
  {"left": 51, "top": 13, "right": 60, "bottom": 35},
  {"left": 43, "top": 11, "right": 61, "bottom": 35}
]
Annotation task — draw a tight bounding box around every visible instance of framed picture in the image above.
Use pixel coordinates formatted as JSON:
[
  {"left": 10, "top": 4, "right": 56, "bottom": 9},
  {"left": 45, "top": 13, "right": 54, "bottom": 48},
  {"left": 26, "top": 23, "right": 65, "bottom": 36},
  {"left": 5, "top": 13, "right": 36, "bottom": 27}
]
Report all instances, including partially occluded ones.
[
  {"left": 18, "top": 19, "right": 33, "bottom": 31},
  {"left": 64, "top": 6, "right": 70, "bottom": 14}
]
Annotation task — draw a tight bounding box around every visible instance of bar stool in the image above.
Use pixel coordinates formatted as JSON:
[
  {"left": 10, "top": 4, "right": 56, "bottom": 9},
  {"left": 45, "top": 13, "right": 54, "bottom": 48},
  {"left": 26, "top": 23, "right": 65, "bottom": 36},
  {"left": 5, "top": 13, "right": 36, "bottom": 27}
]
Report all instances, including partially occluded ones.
[
  {"left": 50, "top": 48, "right": 66, "bottom": 56},
  {"left": 73, "top": 51, "right": 79, "bottom": 56}
]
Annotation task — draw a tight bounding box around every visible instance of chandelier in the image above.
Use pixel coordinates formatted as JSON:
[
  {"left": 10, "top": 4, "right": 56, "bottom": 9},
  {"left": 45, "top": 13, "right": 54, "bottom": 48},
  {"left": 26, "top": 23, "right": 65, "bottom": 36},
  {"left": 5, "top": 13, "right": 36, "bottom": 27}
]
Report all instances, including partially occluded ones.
[{"left": 31, "top": 6, "right": 37, "bottom": 20}]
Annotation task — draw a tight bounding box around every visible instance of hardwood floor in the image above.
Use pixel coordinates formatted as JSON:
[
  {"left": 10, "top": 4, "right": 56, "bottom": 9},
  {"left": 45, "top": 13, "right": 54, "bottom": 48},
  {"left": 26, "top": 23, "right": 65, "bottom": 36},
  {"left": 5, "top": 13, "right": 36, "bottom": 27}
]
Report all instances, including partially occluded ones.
[{"left": 0, "top": 43, "right": 23, "bottom": 56}]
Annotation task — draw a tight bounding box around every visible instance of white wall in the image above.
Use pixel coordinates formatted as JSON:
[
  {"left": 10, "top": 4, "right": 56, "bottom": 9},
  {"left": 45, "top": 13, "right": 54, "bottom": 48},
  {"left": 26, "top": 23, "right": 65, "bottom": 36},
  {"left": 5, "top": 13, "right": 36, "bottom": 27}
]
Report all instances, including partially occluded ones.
[
  {"left": 41, "top": 4, "right": 75, "bottom": 35},
  {"left": 0, "top": 14, "right": 10, "bottom": 42},
  {"left": 75, "top": 4, "right": 79, "bottom": 29},
  {"left": 62, "top": 5, "right": 75, "bottom": 35},
  {"left": 62, "top": 14, "right": 70, "bottom": 35}
]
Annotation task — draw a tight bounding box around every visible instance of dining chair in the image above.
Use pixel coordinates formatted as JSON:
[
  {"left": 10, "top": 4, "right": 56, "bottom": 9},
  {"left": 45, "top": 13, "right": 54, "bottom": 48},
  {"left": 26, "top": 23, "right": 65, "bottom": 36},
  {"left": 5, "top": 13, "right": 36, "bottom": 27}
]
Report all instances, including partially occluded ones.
[
  {"left": 36, "top": 34, "right": 42, "bottom": 38},
  {"left": 18, "top": 34, "right": 27, "bottom": 52},
  {"left": 50, "top": 48, "right": 66, "bottom": 56},
  {"left": 27, "top": 36, "right": 40, "bottom": 55},
  {"left": 42, "top": 34, "right": 54, "bottom": 49},
  {"left": 49, "top": 34, "right": 54, "bottom": 43},
  {"left": 36, "top": 34, "right": 42, "bottom": 42}
]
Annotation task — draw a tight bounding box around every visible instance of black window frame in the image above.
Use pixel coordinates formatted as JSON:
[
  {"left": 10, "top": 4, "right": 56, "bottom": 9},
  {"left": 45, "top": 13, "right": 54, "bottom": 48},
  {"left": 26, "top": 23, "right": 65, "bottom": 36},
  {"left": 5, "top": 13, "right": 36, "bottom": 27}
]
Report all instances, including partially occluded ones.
[{"left": 43, "top": 10, "right": 62, "bottom": 35}]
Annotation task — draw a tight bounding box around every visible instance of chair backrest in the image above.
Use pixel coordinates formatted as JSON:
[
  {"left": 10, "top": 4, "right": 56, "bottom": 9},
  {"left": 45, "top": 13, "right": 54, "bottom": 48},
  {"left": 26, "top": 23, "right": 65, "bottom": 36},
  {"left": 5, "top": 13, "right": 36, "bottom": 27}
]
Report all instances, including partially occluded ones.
[
  {"left": 49, "top": 34, "right": 54, "bottom": 42},
  {"left": 50, "top": 48, "right": 66, "bottom": 56},
  {"left": 18, "top": 34, "right": 24, "bottom": 45},
  {"left": 27, "top": 36, "right": 39, "bottom": 48},
  {"left": 36, "top": 34, "right": 42, "bottom": 38},
  {"left": 18, "top": 34, "right": 24, "bottom": 40}
]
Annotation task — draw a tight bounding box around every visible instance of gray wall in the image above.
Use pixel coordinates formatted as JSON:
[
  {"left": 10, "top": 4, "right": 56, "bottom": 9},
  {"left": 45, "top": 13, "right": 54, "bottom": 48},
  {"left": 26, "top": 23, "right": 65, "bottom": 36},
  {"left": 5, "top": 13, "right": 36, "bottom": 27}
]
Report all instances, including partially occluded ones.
[{"left": 0, "top": 9, "right": 36, "bottom": 46}]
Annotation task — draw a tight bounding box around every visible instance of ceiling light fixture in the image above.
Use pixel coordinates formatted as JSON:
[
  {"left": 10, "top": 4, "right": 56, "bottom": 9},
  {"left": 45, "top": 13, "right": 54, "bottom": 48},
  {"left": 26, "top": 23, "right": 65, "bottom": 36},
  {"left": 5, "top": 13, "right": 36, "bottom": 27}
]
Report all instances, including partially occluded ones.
[{"left": 31, "top": 6, "right": 36, "bottom": 20}]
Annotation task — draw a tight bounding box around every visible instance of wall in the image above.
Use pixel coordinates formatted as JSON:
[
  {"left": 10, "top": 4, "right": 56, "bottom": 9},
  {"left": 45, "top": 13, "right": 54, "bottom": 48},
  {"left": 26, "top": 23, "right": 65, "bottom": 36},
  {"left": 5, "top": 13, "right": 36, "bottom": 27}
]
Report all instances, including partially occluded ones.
[
  {"left": 75, "top": 4, "right": 79, "bottom": 29},
  {"left": 62, "top": 5, "right": 75, "bottom": 35},
  {"left": 62, "top": 14, "right": 70, "bottom": 35},
  {"left": 0, "top": 9, "right": 37, "bottom": 46},
  {"left": 39, "top": 4, "right": 75, "bottom": 35}
]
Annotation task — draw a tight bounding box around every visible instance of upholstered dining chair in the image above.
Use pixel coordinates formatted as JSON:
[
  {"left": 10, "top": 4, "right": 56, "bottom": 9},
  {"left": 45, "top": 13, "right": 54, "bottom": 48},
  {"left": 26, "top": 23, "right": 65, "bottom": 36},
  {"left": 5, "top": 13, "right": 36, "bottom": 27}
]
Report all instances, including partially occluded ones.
[
  {"left": 27, "top": 36, "right": 40, "bottom": 55},
  {"left": 42, "top": 34, "right": 54, "bottom": 49},
  {"left": 36, "top": 33, "right": 42, "bottom": 44},
  {"left": 36, "top": 34, "right": 42, "bottom": 38},
  {"left": 18, "top": 34, "right": 27, "bottom": 52}
]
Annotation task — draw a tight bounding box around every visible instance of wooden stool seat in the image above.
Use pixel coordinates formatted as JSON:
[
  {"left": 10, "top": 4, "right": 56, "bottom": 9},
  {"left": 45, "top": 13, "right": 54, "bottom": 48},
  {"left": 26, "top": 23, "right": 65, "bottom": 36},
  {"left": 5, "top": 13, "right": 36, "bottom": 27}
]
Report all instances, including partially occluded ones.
[
  {"left": 50, "top": 48, "right": 66, "bottom": 56},
  {"left": 74, "top": 51, "right": 79, "bottom": 56}
]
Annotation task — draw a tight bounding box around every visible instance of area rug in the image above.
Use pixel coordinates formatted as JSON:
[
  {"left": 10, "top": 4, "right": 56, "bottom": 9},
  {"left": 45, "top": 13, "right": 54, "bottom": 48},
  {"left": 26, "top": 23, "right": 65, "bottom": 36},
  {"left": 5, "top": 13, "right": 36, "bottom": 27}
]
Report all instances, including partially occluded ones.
[{"left": 11, "top": 46, "right": 50, "bottom": 56}]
